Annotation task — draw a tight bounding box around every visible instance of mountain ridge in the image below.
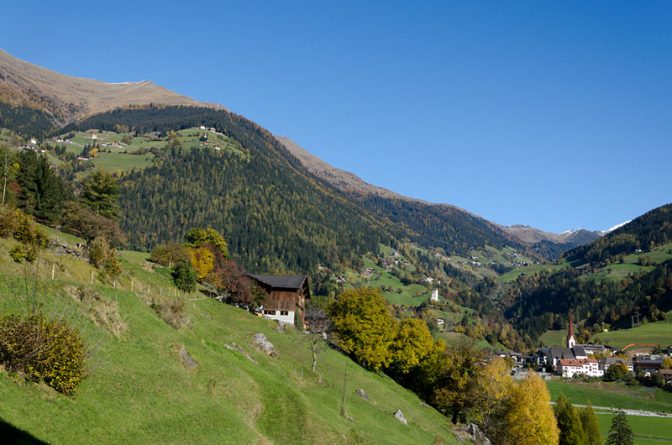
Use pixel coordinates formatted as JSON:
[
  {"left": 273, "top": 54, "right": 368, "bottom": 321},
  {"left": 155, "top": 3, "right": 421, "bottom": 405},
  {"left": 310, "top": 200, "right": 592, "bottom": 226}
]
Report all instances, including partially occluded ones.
[{"left": 0, "top": 50, "right": 219, "bottom": 125}]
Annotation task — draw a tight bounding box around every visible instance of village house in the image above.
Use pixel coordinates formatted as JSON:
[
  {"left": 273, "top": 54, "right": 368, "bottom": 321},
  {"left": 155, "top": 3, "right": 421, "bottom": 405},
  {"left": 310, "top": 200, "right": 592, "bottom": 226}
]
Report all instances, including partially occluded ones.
[
  {"left": 558, "top": 358, "right": 603, "bottom": 378},
  {"left": 600, "top": 357, "right": 634, "bottom": 373},
  {"left": 247, "top": 274, "right": 310, "bottom": 328},
  {"left": 633, "top": 356, "right": 664, "bottom": 376},
  {"left": 430, "top": 289, "right": 439, "bottom": 302}
]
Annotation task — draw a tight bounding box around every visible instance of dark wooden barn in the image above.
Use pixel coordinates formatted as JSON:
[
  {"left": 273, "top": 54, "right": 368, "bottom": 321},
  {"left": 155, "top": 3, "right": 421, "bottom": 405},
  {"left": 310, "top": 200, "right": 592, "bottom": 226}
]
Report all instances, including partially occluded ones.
[{"left": 247, "top": 274, "right": 310, "bottom": 327}]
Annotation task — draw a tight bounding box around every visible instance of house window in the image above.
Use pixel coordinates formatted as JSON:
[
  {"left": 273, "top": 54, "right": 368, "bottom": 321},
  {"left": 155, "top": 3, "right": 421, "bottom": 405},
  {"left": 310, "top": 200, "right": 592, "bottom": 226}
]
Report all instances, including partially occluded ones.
[
  {"left": 264, "top": 310, "right": 276, "bottom": 315},
  {"left": 280, "top": 311, "right": 289, "bottom": 316}
]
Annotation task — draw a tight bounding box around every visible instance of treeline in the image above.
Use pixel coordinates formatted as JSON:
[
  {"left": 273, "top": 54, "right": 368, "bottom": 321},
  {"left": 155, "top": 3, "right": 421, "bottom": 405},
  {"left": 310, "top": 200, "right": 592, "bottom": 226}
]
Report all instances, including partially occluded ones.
[
  {"left": 566, "top": 203, "right": 672, "bottom": 265},
  {"left": 504, "top": 260, "right": 672, "bottom": 341}
]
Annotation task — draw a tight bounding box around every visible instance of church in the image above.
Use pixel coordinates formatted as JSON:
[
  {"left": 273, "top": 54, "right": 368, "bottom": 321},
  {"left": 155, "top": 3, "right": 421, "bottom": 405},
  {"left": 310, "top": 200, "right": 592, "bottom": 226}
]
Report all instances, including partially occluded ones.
[{"left": 537, "top": 314, "right": 606, "bottom": 376}]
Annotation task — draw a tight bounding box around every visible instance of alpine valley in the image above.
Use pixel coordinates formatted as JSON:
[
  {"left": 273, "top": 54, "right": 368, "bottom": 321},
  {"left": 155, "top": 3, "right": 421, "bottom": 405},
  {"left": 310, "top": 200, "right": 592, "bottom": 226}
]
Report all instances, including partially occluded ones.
[{"left": 1, "top": 50, "right": 671, "bottom": 444}]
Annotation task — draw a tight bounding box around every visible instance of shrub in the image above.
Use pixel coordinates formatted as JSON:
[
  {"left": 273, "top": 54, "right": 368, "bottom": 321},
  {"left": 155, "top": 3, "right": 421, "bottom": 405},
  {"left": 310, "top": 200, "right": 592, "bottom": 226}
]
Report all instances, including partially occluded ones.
[
  {"left": 151, "top": 298, "right": 190, "bottom": 329},
  {"left": 0, "top": 313, "right": 86, "bottom": 395},
  {"left": 150, "top": 243, "right": 190, "bottom": 267},
  {"left": 172, "top": 261, "right": 197, "bottom": 293},
  {"left": 0, "top": 205, "right": 18, "bottom": 237},
  {"left": 66, "top": 286, "right": 128, "bottom": 337},
  {"left": 61, "top": 201, "right": 127, "bottom": 246},
  {"left": 89, "top": 236, "right": 122, "bottom": 280}
]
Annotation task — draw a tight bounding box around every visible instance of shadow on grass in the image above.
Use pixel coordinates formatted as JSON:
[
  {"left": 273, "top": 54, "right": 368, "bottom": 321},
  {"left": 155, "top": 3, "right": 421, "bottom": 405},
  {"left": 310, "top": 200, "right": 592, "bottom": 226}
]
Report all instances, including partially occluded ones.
[{"left": 0, "top": 418, "right": 49, "bottom": 444}]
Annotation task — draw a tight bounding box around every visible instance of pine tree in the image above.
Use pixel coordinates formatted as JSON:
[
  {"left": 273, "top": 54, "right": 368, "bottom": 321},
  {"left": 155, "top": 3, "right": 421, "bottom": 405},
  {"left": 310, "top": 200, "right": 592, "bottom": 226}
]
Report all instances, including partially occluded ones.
[
  {"left": 555, "top": 394, "right": 587, "bottom": 445},
  {"left": 580, "top": 404, "right": 603, "bottom": 445},
  {"left": 606, "top": 410, "right": 633, "bottom": 445},
  {"left": 16, "top": 151, "right": 67, "bottom": 222}
]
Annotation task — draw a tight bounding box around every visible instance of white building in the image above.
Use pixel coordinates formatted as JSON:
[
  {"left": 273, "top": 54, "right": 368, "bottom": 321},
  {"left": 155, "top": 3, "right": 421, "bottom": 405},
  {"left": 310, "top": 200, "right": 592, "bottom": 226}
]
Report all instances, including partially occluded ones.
[
  {"left": 558, "top": 358, "right": 603, "bottom": 378},
  {"left": 430, "top": 289, "right": 439, "bottom": 302}
]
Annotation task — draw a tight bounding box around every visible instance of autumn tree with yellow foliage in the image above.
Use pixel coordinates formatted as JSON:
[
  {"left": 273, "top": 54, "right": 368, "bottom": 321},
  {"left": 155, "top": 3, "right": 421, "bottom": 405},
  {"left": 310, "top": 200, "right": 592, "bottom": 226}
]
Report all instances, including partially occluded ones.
[
  {"left": 503, "top": 373, "right": 559, "bottom": 445},
  {"left": 389, "top": 318, "right": 435, "bottom": 375},
  {"left": 469, "top": 357, "right": 514, "bottom": 443},
  {"left": 189, "top": 246, "right": 215, "bottom": 280},
  {"left": 328, "top": 288, "right": 396, "bottom": 371}
]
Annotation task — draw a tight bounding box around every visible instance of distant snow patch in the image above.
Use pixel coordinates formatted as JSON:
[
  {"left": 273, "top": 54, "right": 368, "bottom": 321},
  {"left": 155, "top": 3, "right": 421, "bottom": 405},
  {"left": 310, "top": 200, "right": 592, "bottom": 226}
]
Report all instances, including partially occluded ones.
[{"left": 602, "top": 220, "right": 631, "bottom": 234}]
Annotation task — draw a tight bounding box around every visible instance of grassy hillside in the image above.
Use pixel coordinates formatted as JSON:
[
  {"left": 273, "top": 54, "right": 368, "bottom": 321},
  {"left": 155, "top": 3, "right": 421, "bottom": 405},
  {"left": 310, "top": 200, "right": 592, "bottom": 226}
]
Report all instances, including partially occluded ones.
[
  {"left": 0, "top": 236, "right": 457, "bottom": 444},
  {"left": 591, "top": 317, "right": 672, "bottom": 349}
]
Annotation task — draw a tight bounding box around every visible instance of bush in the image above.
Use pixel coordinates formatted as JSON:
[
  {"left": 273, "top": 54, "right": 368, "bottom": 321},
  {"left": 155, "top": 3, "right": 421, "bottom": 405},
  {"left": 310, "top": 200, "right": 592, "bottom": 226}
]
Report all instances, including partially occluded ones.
[
  {"left": 66, "top": 286, "right": 128, "bottom": 337},
  {"left": 151, "top": 298, "right": 190, "bottom": 329},
  {"left": 150, "top": 243, "right": 189, "bottom": 267},
  {"left": 172, "top": 261, "right": 197, "bottom": 293},
  {"left": 89, "top": 236, "right": 122, "bottom": 280},
  {"left": 0, "top": 313, "right": 86, "bottom": 395}
]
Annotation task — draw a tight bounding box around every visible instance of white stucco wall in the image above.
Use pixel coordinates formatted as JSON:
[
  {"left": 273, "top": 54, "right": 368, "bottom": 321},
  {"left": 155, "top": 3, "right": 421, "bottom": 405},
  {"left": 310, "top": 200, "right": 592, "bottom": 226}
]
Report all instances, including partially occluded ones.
[{"left": 263, "top": 310, "right": 295, "bottom": 325}]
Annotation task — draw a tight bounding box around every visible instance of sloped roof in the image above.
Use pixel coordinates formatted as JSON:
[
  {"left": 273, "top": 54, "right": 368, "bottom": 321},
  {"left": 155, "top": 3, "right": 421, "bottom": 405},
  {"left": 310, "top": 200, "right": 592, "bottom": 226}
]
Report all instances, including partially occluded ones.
[
  {"left": 247, "top": 274, "right": 307, "bottom": 291},
  {"left": 573, "top": 346, "right": 587, "bottom": 357}
]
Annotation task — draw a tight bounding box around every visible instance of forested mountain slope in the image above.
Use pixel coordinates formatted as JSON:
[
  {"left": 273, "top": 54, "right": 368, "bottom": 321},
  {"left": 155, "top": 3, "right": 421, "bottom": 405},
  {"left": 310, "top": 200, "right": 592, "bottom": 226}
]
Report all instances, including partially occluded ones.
[
  {"left": 565, "top": 203, "right": 672, "bottom": 266},
  {"left": 67, "top": 106, "right": 390, "bottom": 272},
  {"left": 278, "top": 137, "right": 526, "bottom": 257},
  {"left": 503, "top": 225, "right": 601, "bottom": 260},
  {"left": 503, "top": 204, "right": 672, "bottom": 341}
]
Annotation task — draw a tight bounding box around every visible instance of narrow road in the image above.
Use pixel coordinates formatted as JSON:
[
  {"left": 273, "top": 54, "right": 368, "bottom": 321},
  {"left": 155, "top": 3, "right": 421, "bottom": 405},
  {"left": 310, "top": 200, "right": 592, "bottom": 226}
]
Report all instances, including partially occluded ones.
[{"left": 550, "top": 402, "right": 671, "bottom": 418}]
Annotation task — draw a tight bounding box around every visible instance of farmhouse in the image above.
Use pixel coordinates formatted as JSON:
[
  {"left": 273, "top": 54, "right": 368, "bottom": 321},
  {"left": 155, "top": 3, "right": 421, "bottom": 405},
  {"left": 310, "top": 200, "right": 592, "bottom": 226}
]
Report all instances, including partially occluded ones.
[{"left": 247, "top": 274, "right": 310, "bottom": 328}]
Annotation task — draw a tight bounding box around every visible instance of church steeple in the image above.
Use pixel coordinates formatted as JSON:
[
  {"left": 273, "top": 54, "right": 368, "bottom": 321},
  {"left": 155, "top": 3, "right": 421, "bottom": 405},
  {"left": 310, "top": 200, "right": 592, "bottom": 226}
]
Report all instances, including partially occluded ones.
[{"left": 567, "top": 313, "right": 576, "bottom": 348}]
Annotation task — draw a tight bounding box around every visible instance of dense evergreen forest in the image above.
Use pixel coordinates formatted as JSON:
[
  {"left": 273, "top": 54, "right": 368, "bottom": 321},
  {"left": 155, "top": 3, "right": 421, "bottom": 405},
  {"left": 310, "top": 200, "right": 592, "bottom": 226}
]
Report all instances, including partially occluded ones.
[
  {"left": 70, "top": 107, "right": 535, "bottom": 259},
  {"left": 0, "top": 103, "right": 54, "bottom": 138},
  {"left": 121, "top": 146, "right": 386, "bottom": 272}
]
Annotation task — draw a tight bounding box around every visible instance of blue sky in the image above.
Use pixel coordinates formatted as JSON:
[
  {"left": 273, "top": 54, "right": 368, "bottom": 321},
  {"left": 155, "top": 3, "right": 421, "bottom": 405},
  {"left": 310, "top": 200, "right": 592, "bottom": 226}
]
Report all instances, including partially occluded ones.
[{"left": 2, "top": 1, "right": 671, "bottom": 232}]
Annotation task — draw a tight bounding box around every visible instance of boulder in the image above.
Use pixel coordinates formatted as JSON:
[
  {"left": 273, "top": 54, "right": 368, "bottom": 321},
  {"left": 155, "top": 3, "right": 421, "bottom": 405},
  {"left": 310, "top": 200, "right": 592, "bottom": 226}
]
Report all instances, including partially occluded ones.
[
  {"left": 355, "top": 388, "right": 369, "bottom": 401},
  {"left": 178, "top": 345, "right": 198, "bottom": 370},
  {"left": 253, "top": 333, "right": 276, "bottom": 357},
  {"left": 466, "top": 423, "right": 492, "bottom": 445},
  {"left": 393, "top": 409, "right": 407, "bottom": 425}
]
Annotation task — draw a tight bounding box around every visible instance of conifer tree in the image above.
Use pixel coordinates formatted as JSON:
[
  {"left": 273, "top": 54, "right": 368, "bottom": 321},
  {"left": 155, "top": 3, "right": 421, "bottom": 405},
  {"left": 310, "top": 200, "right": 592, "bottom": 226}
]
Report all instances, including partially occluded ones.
[
  {"left": 81, "top": 170, "right": 120, "bottom": 220},
  {"left": 555, "top": 394, "right": 587, "bottom": 445},
  {"left": 580, "top": 404, "right": 603, "bottom": 445},
  {"left": 606, "top": 410, "right": 633, "bottom": 445},
  {"left": 172, "top": 261, "right": 197, "bottom": 293}
]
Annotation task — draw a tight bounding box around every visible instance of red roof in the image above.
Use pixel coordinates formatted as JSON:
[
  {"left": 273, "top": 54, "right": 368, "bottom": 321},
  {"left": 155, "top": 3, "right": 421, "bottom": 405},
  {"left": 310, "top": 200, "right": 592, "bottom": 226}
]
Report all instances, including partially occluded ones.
[{"left": 559, "top": 358, "right": 597, "bottom": 367}]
